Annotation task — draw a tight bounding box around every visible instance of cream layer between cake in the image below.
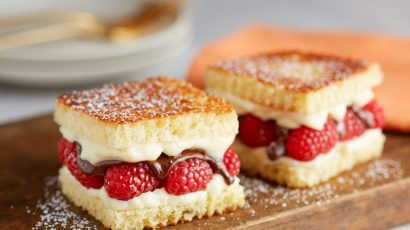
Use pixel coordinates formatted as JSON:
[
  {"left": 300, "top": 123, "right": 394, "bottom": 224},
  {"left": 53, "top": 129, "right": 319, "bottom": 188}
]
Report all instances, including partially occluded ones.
[
  {"left": 209, "top": 88, "right": 374, "bottom": 130},
  {"left": 60, "top": 127, "right": 235, "bottom": 164}
]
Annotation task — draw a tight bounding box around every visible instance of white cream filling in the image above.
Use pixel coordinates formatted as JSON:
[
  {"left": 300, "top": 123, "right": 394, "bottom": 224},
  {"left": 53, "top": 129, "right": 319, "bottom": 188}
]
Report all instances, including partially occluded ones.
[
  {"left": 60, "top": 127, "right": 235, "bottom": 164},
  {"left": 209, "top": 89, "right": 374, "bottom": 130},
  {"left": 240, "top": 129, "right": 382, "bottom": 168},
  {"left": 61, "top": 166, "right": 239, "bottom": 211}
]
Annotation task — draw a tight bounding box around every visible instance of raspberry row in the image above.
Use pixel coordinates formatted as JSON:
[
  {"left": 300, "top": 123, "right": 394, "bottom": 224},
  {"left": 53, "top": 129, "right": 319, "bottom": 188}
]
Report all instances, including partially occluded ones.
[
  {"left": 58, "top": 139, "right": 240, "bottom": 201},
  {"left": 238, "top": 99, "right": 385, "bottom": 161}
]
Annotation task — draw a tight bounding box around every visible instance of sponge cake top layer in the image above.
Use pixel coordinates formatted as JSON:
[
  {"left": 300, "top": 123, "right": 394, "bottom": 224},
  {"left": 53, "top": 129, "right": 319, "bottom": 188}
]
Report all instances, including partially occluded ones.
[
  {"left": 57, "top": 76, "right": 234, "bottom": 124},
  {"left": 206, "top": 51, "right": 382, "bottom": 113},
  {"left": 210, "top": 51, "right": 369, "bottom": 92}
]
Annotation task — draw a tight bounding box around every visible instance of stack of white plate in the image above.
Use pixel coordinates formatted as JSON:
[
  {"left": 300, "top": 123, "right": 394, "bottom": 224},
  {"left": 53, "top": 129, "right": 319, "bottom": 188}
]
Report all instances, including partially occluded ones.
[{"left": 0, "top": 16, "right": 192, "bottom": 86}]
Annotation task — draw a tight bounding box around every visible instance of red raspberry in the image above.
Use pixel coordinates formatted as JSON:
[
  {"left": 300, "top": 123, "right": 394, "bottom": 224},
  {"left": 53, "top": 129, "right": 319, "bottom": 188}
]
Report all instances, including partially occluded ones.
[
  {"left": 64, "top": 142, "right": 104, "bottom": 189},
  {"left": 363, "top": 99, "right": 385, "bottom": 128},
  {"left": 223, "top": 148, "right": 240, "bottom": 176},
  {"left": 164, "top": 158, "right": 213, "bottom": 195},
  {"left": 104, "top": 163, "right": 160, "bottom": 200},
  {"left": 286, "top": 119, "right": 338, "bottom": 161},
  {"left": 238, "top": 114, "right": 277, "bottom": 147},
  {"left": 58, "top": 138, "right": 73, "bottom": 165},
  {"left": 339, "top": 109, "right": 367, "bottom": 141}
]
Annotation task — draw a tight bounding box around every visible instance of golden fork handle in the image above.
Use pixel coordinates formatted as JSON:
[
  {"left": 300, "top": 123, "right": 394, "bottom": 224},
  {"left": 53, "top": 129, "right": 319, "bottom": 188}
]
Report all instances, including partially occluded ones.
[
  {"left": 0, "top": 11, "right": 99, "bottom": 28},
  {"left": 0, "top": 21, "right": 105, "bottom": 50},
  {"left": 0, "top": 1, "right": 183, "bottom": 50}
]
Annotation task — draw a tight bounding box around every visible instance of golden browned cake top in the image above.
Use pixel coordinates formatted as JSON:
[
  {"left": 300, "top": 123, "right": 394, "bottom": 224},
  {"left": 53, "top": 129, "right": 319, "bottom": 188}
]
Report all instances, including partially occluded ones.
[
  {"left": 57, "top": 77, "right": 233, "bottom": 124},
  {"left": 210, "top": 51, "right": 369, "bottom": 92}
]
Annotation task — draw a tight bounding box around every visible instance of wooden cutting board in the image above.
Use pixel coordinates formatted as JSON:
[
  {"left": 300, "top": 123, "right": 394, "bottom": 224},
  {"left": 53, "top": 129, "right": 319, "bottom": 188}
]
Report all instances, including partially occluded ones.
[{"left": 1, "top": 115, "right": 409, "bottom": 230}]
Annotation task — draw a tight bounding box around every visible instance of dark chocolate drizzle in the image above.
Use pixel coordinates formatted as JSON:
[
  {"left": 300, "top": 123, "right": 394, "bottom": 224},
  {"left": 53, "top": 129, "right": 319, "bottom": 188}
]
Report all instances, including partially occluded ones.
[
  {"left": 76, "top": 144, "right": 234, "bottom": 185},
  {"left": 145, "top": 150, "right": 234, "bottom": 184},
  {"left": 336, "top": 105, "right": 376, "bottom": 137},
  {"left": 351, "top": 105, "right": 375, "bottom": 128},
  {"left": 76, "top": 144, "right": 123, "bottom": 175},
  {"left": 266, "top": 126, "right": 289, "bottom": 161}
]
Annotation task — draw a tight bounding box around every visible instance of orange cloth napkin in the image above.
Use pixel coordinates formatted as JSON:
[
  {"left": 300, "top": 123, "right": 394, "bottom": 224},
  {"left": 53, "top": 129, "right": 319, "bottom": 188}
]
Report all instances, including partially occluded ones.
[{"left": 186, "top": 25, "right": 410, "bottom": 132}]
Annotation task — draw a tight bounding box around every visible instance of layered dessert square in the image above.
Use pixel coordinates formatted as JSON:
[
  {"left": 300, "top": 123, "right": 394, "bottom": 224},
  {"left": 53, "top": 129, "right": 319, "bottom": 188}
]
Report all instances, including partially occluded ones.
[
  {"left": 54, "top": 77, "right": 244, "bottom": 229},
  {"left": 206, "top": 51, "right": 386, "bottom": 188}
]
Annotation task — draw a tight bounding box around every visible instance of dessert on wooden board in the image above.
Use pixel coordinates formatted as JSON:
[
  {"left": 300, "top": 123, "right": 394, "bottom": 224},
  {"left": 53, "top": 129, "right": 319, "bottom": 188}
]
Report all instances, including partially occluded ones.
[
  {"left": 206, "top": 51, "right": 386, "bottom": 188},
  {"left": 54, "top": 77, "right": 244, "bottom": 230}
]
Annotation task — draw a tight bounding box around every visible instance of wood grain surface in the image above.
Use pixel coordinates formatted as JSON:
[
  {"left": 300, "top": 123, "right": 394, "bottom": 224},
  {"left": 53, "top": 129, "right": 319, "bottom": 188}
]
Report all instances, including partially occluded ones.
[{"left": 0, "top": 115, "right": 409, "bottom": 230}]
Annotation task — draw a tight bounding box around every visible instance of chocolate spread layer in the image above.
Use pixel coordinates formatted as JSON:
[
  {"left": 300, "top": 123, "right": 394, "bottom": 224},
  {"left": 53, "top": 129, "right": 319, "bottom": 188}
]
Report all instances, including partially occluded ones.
[
  {"left": 351, "top": 105, "right": 375, "bottom": 128},
  {"left": 336, "top": 106, "right": 376, "bottom": 137},
  {"left": 266, "top": 126, "right": 289, "bottom": 160},
  {"left": 76, "top": 144, "right": 234, "bottom": 185}
]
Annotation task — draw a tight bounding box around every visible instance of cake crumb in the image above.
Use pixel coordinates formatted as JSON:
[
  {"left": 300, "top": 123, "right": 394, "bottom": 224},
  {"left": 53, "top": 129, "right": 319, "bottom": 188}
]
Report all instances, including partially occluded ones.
[{"left": 249, "top": 209, "right": 256, "bottom": 216}]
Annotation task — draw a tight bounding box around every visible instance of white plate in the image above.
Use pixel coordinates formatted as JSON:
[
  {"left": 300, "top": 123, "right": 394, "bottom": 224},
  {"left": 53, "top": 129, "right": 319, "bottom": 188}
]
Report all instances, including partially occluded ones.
[{"left": 0, "top": 17, "right": 193, "bottom": 86}]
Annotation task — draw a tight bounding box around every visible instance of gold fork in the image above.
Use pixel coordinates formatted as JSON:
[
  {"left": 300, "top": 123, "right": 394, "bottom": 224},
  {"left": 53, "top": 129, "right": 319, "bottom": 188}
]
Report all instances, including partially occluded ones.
[{"left": 0, "top": 0, "right": 183, "bottom": 50}]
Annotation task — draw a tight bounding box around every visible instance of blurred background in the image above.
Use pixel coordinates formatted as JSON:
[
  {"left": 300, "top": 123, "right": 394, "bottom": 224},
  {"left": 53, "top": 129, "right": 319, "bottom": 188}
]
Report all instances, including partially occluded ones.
[{"left": 0, "top": 0, "right": 410, "bottom": 124}]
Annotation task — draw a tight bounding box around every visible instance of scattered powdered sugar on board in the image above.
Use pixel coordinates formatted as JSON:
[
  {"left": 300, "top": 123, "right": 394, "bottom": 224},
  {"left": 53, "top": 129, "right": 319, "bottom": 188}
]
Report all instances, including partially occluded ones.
[
  {"left": 164, "top": 158, "right": 404, "bottom": 229},
  {"left": 180, "top": 159, "right": 404, "bottom": 229},
  {"left": 242, "top": 175, "right": 339, "bottom": 210},
  {"left": 29, "top": 176, "right": 97, "bottom": 230},
  {"left": 240, "top": 159, "right": 404, "bottom": 213}
]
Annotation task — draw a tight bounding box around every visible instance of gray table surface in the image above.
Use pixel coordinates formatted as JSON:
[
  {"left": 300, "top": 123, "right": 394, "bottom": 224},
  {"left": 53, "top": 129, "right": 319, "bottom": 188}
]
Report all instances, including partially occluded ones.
[{"left": 0, "top": 1, "right": 409, "bottom": 229}]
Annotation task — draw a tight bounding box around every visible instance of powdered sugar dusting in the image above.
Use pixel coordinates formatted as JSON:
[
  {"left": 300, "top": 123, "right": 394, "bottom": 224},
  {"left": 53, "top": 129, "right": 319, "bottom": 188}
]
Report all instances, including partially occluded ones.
[
  {"left": 212, "top": 51, "right": 368, "bottom": 92},
  {"left": 30, "top": 177, "right": 97, "bottom": 230},
  {"left": 57, "top": 77, "right": 233, "bottom": 123},
  {"left": 240, "top": 159, "right": 403, "bottom": 213}
]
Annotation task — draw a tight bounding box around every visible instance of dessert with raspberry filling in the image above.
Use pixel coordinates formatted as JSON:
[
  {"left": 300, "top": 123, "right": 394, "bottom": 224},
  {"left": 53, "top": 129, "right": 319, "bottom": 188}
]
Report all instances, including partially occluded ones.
[
  {"left": 54, "top": 77, "right": 244, "bottom": 229},
  {"left": 206, "top": 51, "right": 386, "bottom": 188}
]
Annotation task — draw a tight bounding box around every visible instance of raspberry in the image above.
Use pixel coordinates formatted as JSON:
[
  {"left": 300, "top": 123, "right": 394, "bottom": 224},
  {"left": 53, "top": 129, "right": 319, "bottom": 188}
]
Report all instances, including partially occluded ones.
[
  {"left": 238, "top": 114, "right": 277, "bottom": 147},
  {"left": 286, "top": 119, "right": 338, "bottom": 161},
  {"left": 58, "top": 138, "right": 72, "bottom": 164},
  {"left": 104, "top": 163, "right": 160, "bottom": 200},
  {"left": 339, "top": 109, "right": 367, "bottom": 141},
  {"left": 363, "top": 99, "right": 385, "bottom": 128},
  {"left": 164, "top": 158, "right": 213, "bottom": 195},
  {"left": 223, "top": 148, "right": 240, "bottom": 176},
  {"left": 64, "top": 141, "right": 104, "bottom": 189}
]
